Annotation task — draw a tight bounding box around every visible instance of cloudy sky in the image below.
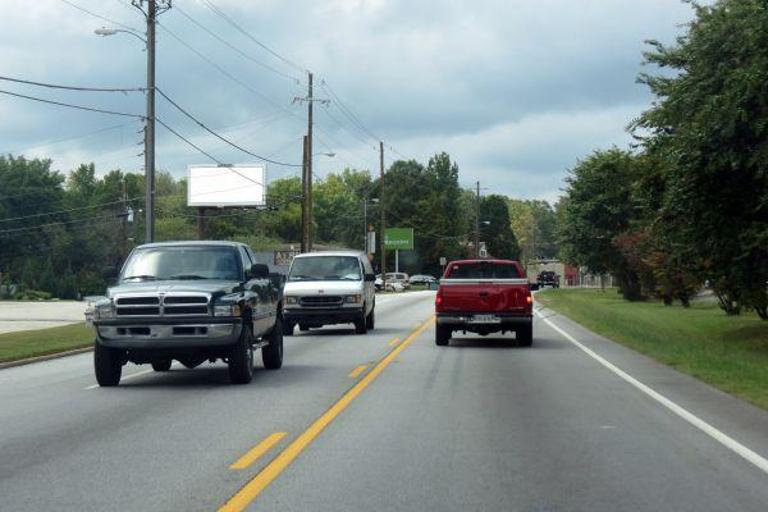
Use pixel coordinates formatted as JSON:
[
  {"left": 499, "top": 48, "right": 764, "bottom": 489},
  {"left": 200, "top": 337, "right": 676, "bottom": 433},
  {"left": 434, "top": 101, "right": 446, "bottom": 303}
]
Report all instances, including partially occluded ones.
[{"left": 1, "top": 0, "right": 697, "bottom": 202}]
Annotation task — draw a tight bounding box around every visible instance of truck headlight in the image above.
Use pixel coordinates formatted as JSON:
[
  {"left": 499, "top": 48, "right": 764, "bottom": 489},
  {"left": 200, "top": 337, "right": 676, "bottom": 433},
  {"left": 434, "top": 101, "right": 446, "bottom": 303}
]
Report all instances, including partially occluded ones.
[
  {"left": 285, "top": 296, "right": 299, "bottom": 305},
  {"left": 94, "top": 302, "right": 115, "bottom": 320},
  {"left": 214, "top": 304, "right": 241, "bottom": 317},
  {"left": 344, "top": 294, "right": 362, "bottom": 304}
]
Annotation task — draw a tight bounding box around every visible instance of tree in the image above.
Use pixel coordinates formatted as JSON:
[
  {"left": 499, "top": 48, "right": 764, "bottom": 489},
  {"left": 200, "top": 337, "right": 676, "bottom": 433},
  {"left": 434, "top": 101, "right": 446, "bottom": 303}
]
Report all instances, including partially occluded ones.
[
  {"left": 558, "top": 148, "right": 645, "bottom": 300},
  {"left": 633, "top": 0, "right": 768, "bottom": 318},
  {"left": 480, "top": 195, "right": 520, "bottom": 259}
]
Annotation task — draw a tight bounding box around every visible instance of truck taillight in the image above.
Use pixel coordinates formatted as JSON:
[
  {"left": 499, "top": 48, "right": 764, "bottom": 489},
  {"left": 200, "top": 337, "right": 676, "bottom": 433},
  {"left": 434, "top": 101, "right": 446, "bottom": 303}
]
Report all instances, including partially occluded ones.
[
  {"left": 526, "top": 294, "right": 533, "bottom": 305},
  {"left": 435, "top": 292, "right": 443, "bottom": 309}
]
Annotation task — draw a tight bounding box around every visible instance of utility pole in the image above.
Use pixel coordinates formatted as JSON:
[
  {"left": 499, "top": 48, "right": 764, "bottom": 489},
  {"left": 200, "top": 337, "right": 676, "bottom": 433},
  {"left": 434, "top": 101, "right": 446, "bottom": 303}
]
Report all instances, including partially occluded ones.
[
  {"left": 474, "top": 181, "right": 480, "bottom": 258},
  {"left": 380, "top": 141, "right": 386, "bottom": 282},
  {"left": 132, "top": 0, "right": 171, "bottom": 243},
  {"left": 301, "top": 135, "right": 310, "bottom": 252},
  {"left": 306, "top": 72, "right": 313, "bottom": 252}
]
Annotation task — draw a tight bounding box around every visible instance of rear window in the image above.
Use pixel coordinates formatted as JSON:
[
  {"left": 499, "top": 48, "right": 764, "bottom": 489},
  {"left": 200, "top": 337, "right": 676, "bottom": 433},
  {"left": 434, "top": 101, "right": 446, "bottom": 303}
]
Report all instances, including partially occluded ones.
[{"left": 446, "top": 262, "right": 521, "bottom": 279}]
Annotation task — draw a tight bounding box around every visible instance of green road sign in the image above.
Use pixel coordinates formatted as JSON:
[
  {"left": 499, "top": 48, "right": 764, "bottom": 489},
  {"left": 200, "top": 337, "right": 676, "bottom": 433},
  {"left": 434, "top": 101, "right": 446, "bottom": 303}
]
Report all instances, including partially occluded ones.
[{"left": 384, "top": 228, "right": 414, "bottom": 250}]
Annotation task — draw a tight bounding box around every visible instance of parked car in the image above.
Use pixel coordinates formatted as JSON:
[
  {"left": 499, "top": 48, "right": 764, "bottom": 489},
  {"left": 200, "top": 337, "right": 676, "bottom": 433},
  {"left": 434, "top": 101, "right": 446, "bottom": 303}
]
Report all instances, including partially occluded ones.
[
  {"left": 374, "top": 274, "right": 384, "bottom": 290},
  {"left": 283, "top": 251, "right": 376, "bottom": 334},
  {"left": 385, "top": 272, "right": 410, "bottom": 289},
  {"left": 435, "top": 259, "right": 534, "bottom": 346},
  {"left": 86, "top": 241, "right": 284, "bottom": 387},
  {"left": 537, "top": 270, "right": 560, "bottom": 288},
  {"left": 409, "top": 274, "right": 437, "bottom": 285}
]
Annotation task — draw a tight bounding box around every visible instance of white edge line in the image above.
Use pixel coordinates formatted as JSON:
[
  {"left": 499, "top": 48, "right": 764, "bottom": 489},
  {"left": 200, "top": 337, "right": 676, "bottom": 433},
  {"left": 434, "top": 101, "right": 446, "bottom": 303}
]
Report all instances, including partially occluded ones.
[
  {"left": 85, "top": 368, "right": 155, "bottom": 390},
  {"left": 535, "top": 309, "right": 768, "bottom": 476}
]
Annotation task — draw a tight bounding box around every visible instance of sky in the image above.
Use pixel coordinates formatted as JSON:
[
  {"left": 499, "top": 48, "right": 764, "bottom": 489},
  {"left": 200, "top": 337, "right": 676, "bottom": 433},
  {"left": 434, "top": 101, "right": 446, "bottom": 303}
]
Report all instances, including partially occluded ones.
[{"left": 0, "top": 0, "right": 698, "bottom": 203}]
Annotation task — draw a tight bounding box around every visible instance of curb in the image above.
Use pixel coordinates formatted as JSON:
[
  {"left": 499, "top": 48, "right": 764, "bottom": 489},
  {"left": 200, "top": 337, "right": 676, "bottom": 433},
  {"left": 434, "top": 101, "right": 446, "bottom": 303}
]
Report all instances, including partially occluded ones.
[{"left": 0, "top": 346, "right": 93, "bottom": 370}]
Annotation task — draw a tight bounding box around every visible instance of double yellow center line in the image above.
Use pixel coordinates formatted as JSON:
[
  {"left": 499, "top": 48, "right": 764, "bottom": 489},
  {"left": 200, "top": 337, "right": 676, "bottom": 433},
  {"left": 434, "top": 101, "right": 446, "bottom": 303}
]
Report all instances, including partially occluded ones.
[{"left": 219, "top": 316, "right": 435, "bottom": 512}]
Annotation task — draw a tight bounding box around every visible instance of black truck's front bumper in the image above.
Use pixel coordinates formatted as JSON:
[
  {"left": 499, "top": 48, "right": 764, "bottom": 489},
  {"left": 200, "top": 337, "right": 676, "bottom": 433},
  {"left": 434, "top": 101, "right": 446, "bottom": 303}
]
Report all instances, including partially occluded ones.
[{"left": 94, "top": 316, "right": 243, "bottom": 349}]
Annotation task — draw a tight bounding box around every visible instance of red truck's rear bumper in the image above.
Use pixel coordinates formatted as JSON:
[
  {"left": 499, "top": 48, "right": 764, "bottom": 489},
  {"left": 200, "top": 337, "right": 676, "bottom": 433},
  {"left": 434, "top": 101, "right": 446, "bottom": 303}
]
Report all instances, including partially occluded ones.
[{"left": 436, "top": 312, "right": 532, "bottom": 332}]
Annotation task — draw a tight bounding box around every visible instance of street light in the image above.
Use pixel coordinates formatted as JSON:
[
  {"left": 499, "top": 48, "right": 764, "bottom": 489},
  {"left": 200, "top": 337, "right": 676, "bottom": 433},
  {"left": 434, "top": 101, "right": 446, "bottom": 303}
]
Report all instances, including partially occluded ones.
[
  {"left": 313, "top": 152, "right": 335, "bottom": 158},
  {"left": 94, "top": 27, "right": 146, "bottom": 43}
]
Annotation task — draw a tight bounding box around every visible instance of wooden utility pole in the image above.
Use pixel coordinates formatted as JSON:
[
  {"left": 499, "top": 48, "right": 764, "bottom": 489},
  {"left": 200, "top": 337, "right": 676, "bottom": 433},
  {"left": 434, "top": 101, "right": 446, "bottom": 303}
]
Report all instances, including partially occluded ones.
[
  {"left": 301, "top": 135, "right": 310, "bottom": 252},
  {"left": 474, "top": 181, "right": 481, "bottom": 257},
  {"left": 380, "top": 141, "right": 386, "bottom": 281},
  {"left": 306, "top": 72, "right": 314, "bottom": 252}
]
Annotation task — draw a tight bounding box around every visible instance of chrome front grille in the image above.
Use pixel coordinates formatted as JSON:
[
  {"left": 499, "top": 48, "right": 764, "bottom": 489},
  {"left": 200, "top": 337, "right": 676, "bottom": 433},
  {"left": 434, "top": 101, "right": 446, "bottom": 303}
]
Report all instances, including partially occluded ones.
[{"left": 115, "top": 293, "right": 210, "bottom": 317}]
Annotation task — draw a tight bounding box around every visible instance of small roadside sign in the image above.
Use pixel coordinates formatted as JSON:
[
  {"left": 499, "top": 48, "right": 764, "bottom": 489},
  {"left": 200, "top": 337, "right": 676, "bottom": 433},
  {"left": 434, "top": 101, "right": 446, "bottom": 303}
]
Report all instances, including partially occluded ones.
[{"left": 439, "top": 256, "right": 447, "bottom": 266}]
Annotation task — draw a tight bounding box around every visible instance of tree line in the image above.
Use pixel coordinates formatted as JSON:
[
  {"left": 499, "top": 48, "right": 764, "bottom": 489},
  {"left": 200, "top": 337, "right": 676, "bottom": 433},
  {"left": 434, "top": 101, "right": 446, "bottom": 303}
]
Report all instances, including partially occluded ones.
[
  {"left": 1, "top": 151, "right": 560, "bottom": 299},
  {"left": 558, "top": 0, "right": 768, "bottom": 319}
]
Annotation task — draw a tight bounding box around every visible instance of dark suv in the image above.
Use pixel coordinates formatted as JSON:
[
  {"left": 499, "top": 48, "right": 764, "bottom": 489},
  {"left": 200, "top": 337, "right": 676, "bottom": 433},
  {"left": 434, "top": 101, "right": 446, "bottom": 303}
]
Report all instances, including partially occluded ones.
[
  {"left": 87, "top": 241, "right": 283, "bottom": 386},
  {"left": 537, "top": 271, "right": 560, "bottom": 288}
]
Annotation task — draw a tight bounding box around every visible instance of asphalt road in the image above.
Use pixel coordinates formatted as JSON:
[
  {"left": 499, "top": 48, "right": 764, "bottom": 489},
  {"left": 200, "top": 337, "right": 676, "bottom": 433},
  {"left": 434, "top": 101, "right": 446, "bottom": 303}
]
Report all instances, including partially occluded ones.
[{"left": 2, "top": 291, "right": 768, "bottom": 511}]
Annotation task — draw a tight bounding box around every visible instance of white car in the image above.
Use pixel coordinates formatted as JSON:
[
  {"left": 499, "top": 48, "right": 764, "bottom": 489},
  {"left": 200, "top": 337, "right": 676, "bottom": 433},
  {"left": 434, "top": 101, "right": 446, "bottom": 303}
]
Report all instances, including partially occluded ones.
[
  {"left": 283, "top": 251, "right": 376, "bottom": 334},
  {"left": 385, "top": 272, "right": 410, "bottom": 289}
]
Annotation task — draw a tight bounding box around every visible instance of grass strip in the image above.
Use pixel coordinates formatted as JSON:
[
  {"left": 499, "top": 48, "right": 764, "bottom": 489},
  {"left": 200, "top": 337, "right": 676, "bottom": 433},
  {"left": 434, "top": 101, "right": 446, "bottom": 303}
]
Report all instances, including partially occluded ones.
[
  {"left": 0, "top": 322, "right": 93, "bottom": 363},
  {"left": 537, "top": 289, "right": 768, "bottom": 410}
]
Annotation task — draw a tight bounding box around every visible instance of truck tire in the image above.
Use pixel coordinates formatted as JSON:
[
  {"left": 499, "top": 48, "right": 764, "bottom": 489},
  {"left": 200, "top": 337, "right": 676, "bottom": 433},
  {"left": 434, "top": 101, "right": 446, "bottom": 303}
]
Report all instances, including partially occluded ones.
[
  {"left": 435, "top": 325, "right": 451, "bottom": 346},
  {"left": 94, "top": 341, "right": 122, "bottom": 387},
  {"left": 228, "top": 326, "right": 254, "bottom": 384},
  {"left": 354, "top": 308, "right": 368, "bottom": 334},
  {"left": 283, "top": 319, "right": 295, "bottom": 336},
  {"left": 262, "top": 318, "right": 283, "bottom": 370},
  {"left": 365, "top": 307, "right": 375, "bottom": 330},
  {"left": 151, "top": 360, "right": 172, "bottom": 372},
  {"left": 517, "top": 322, "right": 533, "bottom": 347}
]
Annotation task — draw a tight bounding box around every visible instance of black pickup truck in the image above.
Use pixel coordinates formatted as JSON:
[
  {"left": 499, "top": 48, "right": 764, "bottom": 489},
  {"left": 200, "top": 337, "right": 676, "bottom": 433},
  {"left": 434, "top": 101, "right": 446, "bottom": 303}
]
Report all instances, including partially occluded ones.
[{"left": 87, "top": 241, "right": 283, "bottom": 386}]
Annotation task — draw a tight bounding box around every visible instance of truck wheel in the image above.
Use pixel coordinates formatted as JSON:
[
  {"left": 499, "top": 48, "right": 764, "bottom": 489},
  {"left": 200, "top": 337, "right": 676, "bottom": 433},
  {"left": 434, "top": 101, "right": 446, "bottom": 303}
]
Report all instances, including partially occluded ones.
[
  {"left": 517, "top": 322, "right": 533, "bottom": 347},
  {"left": 262, "top": 318, "right": 283, "bottom": 370},
  {"left": 228, "top": 326, "right": 254, "bottom": 384},
  {"left": 94, "top": 341, "right": 122, "bottom": 387},
  {"left": 365, "top": 307, "right": 375, "bottom": 330},
  {"left": 151, "top": 360, "right": 172, "bottom": 372},
  {"left": 354, "top": 308, "right": 368, "bottom": 334},
  {"left": 283, "top": 319, "right": 295, "bottom": 336},
  {"left": 435, "top": 325, "right": 451, "bottom": 346}
]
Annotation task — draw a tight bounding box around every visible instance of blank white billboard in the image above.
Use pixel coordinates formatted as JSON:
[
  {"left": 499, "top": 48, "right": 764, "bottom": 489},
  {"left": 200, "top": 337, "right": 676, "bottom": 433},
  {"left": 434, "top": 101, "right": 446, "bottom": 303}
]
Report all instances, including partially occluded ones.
[{"left": 187, "top": 164, "right": 266, "bottom": 207}]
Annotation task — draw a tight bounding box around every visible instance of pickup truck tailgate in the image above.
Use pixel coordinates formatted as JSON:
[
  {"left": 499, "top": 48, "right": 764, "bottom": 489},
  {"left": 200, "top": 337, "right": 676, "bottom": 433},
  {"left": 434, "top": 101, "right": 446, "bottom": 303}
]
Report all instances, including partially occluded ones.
[{"left": 440, "top": 280, "right": 530, "bottom": 313}]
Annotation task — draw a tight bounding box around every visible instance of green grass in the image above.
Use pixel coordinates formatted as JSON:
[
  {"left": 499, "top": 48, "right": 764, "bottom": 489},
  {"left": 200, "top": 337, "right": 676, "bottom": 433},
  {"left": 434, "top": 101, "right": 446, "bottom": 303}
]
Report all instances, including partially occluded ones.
[
  {"left": 0, "top": 322, "right": 94, "bottom": 363},
  {"left": 537, "top": 289, "right": 768, "bottom": 410}
]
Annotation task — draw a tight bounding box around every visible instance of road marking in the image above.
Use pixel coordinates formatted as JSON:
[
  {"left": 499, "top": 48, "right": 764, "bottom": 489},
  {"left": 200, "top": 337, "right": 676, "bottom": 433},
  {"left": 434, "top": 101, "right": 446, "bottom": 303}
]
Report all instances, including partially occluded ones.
[
  {"left": 536, "top": 310, "right": 768, "bottom": 476},
  {"left": 230, "top": 433, "right": 287, "bottom": 470},
  {"left": 218, "top": 316, "right": 435, "bottom": 512},
  {"left": 387, "top": 337, "right": 401, "bottom": 347},
  {"left": 347, "top": 365, "right": 368, "bottom": 379},
  {"left": 84, "top": 368, "right": 155, "bottom": 390}
]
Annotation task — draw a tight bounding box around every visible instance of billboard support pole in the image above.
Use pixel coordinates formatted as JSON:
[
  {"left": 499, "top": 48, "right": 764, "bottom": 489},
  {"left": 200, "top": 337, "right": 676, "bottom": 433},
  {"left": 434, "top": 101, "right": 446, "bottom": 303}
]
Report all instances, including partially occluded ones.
[
  {"left": 197, "top": 207, "right": 205, "bottom": 240},
  {"left": 380, "top": 141, "right": 386, "bottom": 285}
]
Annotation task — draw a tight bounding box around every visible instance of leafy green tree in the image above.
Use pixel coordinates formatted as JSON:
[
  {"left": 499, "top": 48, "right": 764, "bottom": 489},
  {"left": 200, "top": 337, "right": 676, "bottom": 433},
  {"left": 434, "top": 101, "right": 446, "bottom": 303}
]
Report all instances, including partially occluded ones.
[
  {"left": 633, "top": 0, "right": 768, "bottom": 318},
  {"left": 480, "top": 195, "right": 520, "bottom": 259}
]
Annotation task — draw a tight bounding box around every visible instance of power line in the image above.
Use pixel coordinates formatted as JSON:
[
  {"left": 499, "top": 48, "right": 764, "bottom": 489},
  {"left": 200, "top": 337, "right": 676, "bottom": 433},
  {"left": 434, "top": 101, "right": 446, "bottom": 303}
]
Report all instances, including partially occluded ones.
[
  {"left": 0, "top": 196, "right": 143, "bottom": 224},
  {"left": 0, "top": 212, "right": 126, "bottom": 236},
  {"left": 0, "top": 75, "right": 144, "bottom": 93},
  {"left": 155, "top": 117, "right": 223, "bottom": 165},
  {"left": 0, "top": 89, "right": 143, "bottom": 118},
  {"left": 155, "top": 87, "right": 301, "bottom": 167},
  {"left": 174, "top": 5, "right": 302, "bottom": 84},
  {"left": 201, "top": 0, "right": 307, "bottom": 74},
  {"left": 57, "top": 0, "right": 139, "bottom": 32}
]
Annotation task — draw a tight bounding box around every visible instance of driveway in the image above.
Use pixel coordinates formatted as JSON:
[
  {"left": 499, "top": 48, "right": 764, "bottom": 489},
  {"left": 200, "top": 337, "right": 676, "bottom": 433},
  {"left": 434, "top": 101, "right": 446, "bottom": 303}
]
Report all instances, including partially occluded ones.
[{"left": 0, "top": 301, "right": 87, "bottom": 334}]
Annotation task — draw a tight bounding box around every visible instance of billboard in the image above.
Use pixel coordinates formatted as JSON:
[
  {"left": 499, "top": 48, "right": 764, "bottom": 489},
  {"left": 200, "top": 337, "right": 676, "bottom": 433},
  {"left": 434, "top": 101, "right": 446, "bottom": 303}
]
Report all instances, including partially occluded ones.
[
  {"left": 187, "top": 164, "right": 266, "bottom": 207},
  {"left": 384, "top": 228, "right": 414, "bottom": 250}
]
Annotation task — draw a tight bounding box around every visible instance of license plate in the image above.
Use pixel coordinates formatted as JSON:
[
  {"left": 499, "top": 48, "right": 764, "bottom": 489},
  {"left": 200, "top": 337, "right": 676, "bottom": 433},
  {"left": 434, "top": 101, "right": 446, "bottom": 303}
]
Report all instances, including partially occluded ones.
[{"left": 469, "top": 314, "right": 500, "bottom": 324}]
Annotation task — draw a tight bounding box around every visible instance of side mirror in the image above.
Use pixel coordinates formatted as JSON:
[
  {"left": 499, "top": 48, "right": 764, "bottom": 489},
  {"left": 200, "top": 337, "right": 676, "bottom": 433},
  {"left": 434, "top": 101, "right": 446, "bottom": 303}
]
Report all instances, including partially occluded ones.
[
  {"left": 529, "top": 283, "right": 540, "bottom": 291},
  {"left": 249, "top": 263, "right": 270, "bottom": 279},
  {"left": 364, "top": 273, "right": 376, "bottom": 282}
]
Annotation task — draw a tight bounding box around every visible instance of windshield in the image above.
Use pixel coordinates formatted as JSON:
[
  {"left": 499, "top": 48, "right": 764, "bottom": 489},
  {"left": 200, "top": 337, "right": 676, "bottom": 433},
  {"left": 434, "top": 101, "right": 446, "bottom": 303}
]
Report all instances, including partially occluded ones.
[
  {"left": 120, "top": 246, "right": 241, "bottom": 281},
  {"left": 288, "top": 256, "right": 362, "bottom": 281}
]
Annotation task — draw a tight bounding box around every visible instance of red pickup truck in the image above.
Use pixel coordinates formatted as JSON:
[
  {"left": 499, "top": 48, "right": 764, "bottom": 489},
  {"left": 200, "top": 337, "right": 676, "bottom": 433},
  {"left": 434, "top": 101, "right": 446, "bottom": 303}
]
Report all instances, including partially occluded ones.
[{"left": 434, "top": 259, "right": 534, "bottom": 346}]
